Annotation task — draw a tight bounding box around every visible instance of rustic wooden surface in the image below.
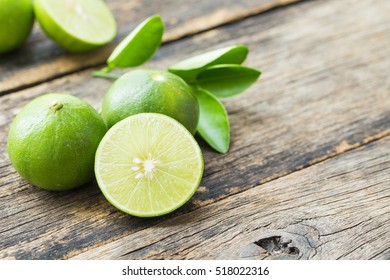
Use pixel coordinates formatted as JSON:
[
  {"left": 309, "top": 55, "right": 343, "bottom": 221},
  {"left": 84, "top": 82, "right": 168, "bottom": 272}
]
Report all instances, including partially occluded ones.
[
  {"left": 74, "top": 137, "right": 390, "bottom": 260},
  {"left": 1, "top": 0, "right": 389, "bottom": 260},
  {"left": 0, "top": 0, "right": 299, "bottom": 94}
]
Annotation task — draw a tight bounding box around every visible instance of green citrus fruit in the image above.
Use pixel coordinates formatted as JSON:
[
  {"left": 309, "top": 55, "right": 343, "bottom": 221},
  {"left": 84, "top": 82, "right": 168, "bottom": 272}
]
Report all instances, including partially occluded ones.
[
  {"left": 7, "top": 93, "right": 107, "bottom": 191},
  {"left": 0, "top": 0, "right": 34, "bottom": 54},
  {"left": 101, "top": 69, "right": 199, "bottom": 134},
  {"left": 95, "top": 113, "right": 204, "bottom": 217},
  {"left": 33, "top": 0, "right": 117, "bottom": 53}
]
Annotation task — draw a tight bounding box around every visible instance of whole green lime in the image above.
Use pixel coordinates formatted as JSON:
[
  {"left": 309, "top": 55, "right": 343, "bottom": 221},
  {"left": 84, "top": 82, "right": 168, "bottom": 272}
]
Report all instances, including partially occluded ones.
[
  {"left": 0, "top": 0, "right": 34, "bottom": 54},
  {"left": 7, "top": 93, "right": 107, "bottom": 191},
  {"left": 101, "top": 69, "right": 199, "bottom": 134}
]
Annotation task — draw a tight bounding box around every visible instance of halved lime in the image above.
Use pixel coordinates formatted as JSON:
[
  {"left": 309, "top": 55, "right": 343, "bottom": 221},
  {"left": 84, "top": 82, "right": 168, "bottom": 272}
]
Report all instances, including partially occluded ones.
[
  {"left": 34, "top": 0, "right": 117, "bottom": 53},
  {"left": 95, "top": 113, "right": 204, "bottom": 217}
]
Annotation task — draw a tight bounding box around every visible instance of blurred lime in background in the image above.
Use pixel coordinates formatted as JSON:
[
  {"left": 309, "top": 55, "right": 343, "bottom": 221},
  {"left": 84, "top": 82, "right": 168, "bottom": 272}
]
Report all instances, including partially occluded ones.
[
  {"left": 0, "top": 0, "right": 35, "bottom": 54},
  {"left": 34, "top": 0, "right": 117, "bottom": 53}
]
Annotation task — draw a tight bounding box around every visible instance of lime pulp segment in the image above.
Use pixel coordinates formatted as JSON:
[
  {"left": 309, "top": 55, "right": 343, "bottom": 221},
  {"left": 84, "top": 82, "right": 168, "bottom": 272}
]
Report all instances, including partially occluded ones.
[{"left": 95, "top": 113, "right": 204, "bottom": 217}]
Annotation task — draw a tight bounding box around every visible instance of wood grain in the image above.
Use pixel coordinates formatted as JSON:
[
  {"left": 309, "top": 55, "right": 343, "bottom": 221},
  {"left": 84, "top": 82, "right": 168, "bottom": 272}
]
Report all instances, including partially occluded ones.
[
  {"left": 0, "top": 0, "right": 299, "bottom": 94},
  {"left": 72, "top": 136, "right": 390, "bottom": 259},
  {"left": 0, "top": 0, "right": 389, "bottom": 259}
]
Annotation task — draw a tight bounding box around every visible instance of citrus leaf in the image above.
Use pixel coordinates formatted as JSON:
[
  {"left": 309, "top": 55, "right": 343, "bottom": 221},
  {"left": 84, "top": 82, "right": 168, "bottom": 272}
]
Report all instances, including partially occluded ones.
[
  {"left": 194, "top": 88, "right": 230, "bottom": 153},
  {"left": 197, "top": 64, "right": 261, "bottom": 98},
  {"left": 168, "top": 45, "right": 248, "bottom": 83},
  {"left": 107, "top": 15, "right": 164, "bottom": 68}
]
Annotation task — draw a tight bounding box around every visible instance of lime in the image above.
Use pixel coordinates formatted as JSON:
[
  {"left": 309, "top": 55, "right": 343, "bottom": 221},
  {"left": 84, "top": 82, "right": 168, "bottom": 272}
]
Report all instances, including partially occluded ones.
[
  {"left": 33, "top": 0, "right": 117, "bottom": 53},
  {"left": 101, "top": 69, "right": 199, "bottom": 134},
  {"left": 0, "top": 0, "right": 34, "bottom": 54},
  {"left": 7, "top": 93, "right": 107, "bottom": 191},
  {"left": 95, "top": 113, "right": 204, "bottom": 217}
]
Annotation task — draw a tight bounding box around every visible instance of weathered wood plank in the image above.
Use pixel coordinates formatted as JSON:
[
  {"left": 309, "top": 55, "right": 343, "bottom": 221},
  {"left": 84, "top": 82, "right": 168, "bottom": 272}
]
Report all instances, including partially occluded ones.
[
  {"left": 72, "top": 136, "right": 390, "bottom": 260},
  {"left": 1, "top": 0, "right": 390, "bottom": 259},
  {"left": 0, "top": 0, "right": 299, "bottom": 94}
]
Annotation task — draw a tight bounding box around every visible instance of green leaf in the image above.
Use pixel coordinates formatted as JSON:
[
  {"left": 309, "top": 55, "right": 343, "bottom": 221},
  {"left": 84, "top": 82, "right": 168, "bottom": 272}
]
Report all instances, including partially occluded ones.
[
  {"left": 107, "top": 15, "right": 164, "bottom": 68},
  {"left": 197, "top": 64, "right": 261, "bottom": 98},
  {"left": 168, "top": 45, "right": 248, "bottom": 83},
  {"left": 194, "top": 88, "right": 230, "bottom": 153}
]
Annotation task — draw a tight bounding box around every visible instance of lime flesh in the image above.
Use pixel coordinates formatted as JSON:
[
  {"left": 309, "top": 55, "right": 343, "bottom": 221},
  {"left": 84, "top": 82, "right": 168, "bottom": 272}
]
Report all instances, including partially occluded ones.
[
  {"left": 95, "top": 113, "right": 204, "bottom": 217},
  {"left": 34, "top": 0, "right": 116, "bottom": 52}
]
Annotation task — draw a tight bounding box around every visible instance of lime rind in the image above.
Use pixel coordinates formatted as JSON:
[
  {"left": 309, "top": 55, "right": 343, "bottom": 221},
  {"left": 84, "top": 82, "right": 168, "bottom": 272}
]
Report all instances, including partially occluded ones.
[
  {"left": 0, "top": 0, "right": 35, "bottom": 53},
  {"left": 7, "top": 93, "right": 107, "bottom": 191},
  {"left": 100, "top": 69, "right": 199, "bottom": 134},
  {"left": 95, "top": 113, "right": 204, "bottom": 217}
]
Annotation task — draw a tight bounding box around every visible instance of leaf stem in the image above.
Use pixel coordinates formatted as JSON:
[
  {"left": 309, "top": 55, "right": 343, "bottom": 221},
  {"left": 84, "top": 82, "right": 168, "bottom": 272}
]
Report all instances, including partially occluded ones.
[
  {"left": 92, "top": 71, "right": 121, "bottom": 80},
  {"left": 100, "top": 66, "right": 114, "bottom": 73}
]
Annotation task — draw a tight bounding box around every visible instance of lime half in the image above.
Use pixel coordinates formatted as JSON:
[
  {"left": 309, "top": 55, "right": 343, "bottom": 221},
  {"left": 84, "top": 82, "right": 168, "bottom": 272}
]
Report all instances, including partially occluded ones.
[
  {"left": 95, "top": 113, "right": 204, "bottom": 217},
  {"left": 34, "top": 0, "right": 116, "bottom": 53}
]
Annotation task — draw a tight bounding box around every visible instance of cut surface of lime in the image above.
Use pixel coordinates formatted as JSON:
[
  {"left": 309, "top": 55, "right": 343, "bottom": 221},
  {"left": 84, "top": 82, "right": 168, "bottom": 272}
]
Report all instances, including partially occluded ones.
[
  {"left": 34, "top": 0, "right": 116, "bottom": 52},
  {"left": 95, "top": 113, "right": 204, "bottom": 217}
]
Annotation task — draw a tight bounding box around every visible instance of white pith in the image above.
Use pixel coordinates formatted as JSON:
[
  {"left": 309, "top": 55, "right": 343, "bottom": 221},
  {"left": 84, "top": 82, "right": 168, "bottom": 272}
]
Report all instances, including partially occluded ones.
[{"left": 131, "top": 153, "right": 161, "bottom": 180}]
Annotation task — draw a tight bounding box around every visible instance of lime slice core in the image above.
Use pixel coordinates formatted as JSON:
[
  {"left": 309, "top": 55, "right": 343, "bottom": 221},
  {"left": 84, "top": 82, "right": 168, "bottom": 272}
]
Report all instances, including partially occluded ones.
[{"left": 95, "top": 113, "right": 204, "bottom": 217}]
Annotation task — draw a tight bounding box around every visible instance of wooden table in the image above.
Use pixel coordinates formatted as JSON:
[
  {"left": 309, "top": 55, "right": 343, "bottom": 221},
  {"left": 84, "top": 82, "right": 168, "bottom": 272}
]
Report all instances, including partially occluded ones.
[{"left": 1, "top": 0, "right": 389, "bottom": 260}]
